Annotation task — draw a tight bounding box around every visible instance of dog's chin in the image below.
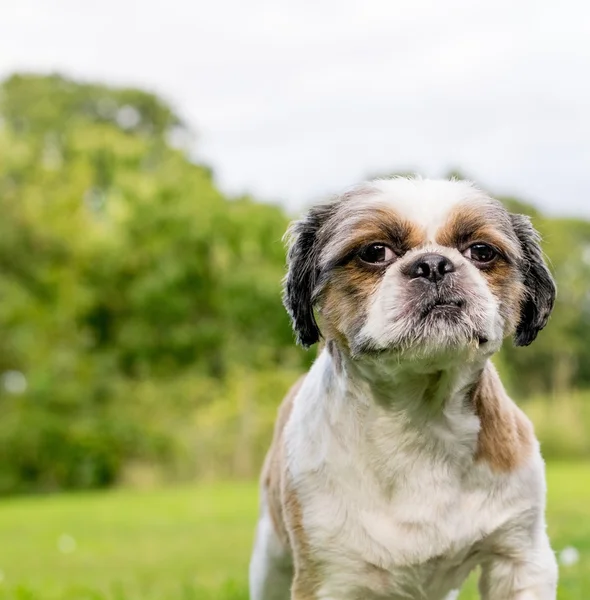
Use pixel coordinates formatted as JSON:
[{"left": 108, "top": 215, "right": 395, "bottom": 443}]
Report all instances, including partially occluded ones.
[
  {"left": 403, "top": 326, "right": 484, "bottom": 363},
  {"left": 352, "top": 308, "right": 490, "bottom": 365},
  {"left": 409, "top": 297, "right": 495, "bottom": 353}
]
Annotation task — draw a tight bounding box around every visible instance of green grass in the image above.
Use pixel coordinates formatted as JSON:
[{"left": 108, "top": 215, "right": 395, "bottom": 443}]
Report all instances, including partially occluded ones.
[{"left": 0, "top": 464, "right": 588, "bottom": 599}]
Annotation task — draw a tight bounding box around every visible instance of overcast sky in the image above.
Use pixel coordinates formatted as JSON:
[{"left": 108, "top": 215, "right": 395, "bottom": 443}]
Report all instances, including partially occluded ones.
[{"left": 1, "top": 0, "right": 589, "bottom": 215}]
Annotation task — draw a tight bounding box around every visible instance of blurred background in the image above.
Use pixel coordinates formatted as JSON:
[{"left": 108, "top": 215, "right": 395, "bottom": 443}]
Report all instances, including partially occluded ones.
[{"left": 0, "top": 1, "right": 589, "bottom": 599}]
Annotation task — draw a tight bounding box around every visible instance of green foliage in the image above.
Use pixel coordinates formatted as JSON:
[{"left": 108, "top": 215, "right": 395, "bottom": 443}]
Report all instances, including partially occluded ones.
[
  {"left": 1, "top": 73, "right": 182, "bottom": 138},
  {"left": 0, "top": 72, "right": 589, "bottom": 494},
  {"left": 0, "top": 465, "right": 588, "bottom": 598},
  {"left": 0, "top": 73, "right": 306, "bottom": 493}
]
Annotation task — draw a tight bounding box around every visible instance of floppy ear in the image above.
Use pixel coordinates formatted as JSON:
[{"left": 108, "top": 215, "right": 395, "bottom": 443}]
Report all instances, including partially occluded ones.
[
  {"left": 282, "top": 204, "right": 335, "bottom": 348},
  {"left": 510, "top": 214, "right": 556, "bottom": 346}
]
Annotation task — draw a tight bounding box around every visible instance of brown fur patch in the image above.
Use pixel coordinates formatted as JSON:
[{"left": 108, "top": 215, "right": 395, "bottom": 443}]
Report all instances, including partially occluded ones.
[
  {"left": 321, "top": 205, "right": 425, "bottom": 269},
  {"left": 260, "top": 376, "right": 322, "bottom": 598},
  {"left": 261, "top": 376, "right": 303, "bottom": 548},
  {"left": 284, "top": 481, "right": 322, "bottom": 599},
  {"left": 436, "top": 202, "right": 521, "bottom": 261},
  {"left": 472, "top": 363, "right": 534, "bottom": 472},
  {"left": 320, "top": 263, "right": 381, "bottom": 347},
  {"left": 481, "top": 263, "right": 526, "bottom": 335}
]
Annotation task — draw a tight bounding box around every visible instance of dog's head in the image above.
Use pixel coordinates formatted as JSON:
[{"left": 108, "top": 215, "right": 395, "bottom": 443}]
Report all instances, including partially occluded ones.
[{"left": 283, "top": 178, "right": 555, "bottom": 364}]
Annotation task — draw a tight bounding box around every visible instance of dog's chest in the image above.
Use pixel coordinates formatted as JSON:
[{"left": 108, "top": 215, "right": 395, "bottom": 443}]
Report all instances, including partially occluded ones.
[
  {"left": 290, "top": 401, "right": 510, "bottom": 599},
  {"left": 286, "top": 367, "right": 532, "bottom": 598},
  {"left": 302, "top": 458, "right": 502, "bottom": 599}
]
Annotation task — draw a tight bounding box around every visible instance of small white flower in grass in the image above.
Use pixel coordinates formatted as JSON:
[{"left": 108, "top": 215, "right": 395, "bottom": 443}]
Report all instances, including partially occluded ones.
[
  {"left": 58, "top": 534, "right": 77, "bottom": 554},
  {"left": 446, "top": 591, "right": 460, "bottom": 600},
  {"left": 559, "top": 546, "right": 580, "bottom": 566}
]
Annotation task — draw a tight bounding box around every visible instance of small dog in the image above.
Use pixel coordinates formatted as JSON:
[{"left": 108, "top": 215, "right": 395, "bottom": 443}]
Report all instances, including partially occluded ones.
[{"left": 250, "top": 178, "right": 558, "bottom": 600}]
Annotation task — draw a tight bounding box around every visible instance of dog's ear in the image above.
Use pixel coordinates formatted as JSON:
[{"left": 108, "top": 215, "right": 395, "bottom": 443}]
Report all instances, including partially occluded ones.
[
  {"left": 283, "top": 203, "right": 335, "bottom": 348},
  {"left": 510, "top": 213, "right": 556, "bottom": 346}
]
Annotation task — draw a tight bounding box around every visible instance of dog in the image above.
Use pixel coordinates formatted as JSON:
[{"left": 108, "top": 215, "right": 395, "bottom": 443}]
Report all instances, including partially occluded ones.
[{"left": 249, "top": 177, "right": 558, "bottom": 600}]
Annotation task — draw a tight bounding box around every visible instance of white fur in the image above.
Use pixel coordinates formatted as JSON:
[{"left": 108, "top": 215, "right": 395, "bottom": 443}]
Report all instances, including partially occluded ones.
[
  {"left": 278, "top": 350, "right": 557, "bottom": 600},
  {"left": 371, "top": 177, "right": 487, "bottom": 242}
]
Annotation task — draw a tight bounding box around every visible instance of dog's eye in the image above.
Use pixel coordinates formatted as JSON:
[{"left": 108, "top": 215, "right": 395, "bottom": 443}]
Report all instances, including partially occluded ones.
[
  {"left": 358, "top": 244, "right": 396, "bottom": 264},
  {"left": 464, "top": 243, "right": 497, "bottom": 265}
]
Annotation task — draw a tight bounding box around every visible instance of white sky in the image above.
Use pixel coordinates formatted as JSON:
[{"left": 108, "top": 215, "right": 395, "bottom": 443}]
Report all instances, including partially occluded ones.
[{"left": 1, "top": 0, "right": 589, "bottom": 215}]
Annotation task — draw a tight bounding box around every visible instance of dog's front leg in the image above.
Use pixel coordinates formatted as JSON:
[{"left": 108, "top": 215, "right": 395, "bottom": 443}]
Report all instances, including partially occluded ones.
[
  {"left": 478, "top": 532, "right": 557, "bottom": 600},
  {"left": 249, "top": 507, "right": 294, "bottom": 600}
]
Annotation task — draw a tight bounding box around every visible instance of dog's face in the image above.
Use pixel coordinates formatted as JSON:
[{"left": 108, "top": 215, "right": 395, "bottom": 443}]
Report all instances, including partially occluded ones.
[{"left": 284, "top": 178, "right": 555, "bottom": 362}]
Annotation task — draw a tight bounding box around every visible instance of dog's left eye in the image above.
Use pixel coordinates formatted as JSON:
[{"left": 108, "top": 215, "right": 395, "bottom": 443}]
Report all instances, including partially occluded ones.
[
  {"left": 464, "top": 243, "right": 498, "bottom": 264},
  {"left": 358, "top": 244, "right": 396, "bottom": 264}
]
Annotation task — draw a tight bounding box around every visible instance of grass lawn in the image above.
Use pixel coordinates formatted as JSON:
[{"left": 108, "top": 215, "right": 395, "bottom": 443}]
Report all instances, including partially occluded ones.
[{"left": 0, "top": 463, "right": 588, "bottom": 599}]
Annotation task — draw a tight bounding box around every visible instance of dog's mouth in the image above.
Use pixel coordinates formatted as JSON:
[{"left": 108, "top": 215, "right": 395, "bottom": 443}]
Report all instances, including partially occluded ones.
[
  {"left": 420, "top": 297, "right": 465, "bottom": 318},
  {"left": 419, "top": 296, "right": 490, "bottom": 346}
]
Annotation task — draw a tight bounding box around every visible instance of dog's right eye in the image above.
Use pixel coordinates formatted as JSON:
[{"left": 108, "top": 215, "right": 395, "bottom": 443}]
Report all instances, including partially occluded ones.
[{"left": 358, "top": 244, "right": 396, "bottom": 265}]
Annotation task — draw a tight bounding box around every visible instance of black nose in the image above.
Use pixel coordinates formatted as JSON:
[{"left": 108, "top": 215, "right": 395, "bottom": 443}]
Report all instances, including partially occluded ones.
[{"left": 405, "top": 253, "right": 455, "bottom": 283}]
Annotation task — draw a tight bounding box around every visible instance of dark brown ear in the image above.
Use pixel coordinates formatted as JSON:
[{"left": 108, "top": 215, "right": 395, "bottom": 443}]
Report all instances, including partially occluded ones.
[
  {"left": 510, "top": 214, "right": 556, "bottom": 346},
  {"left": 282, "top": 203, "right": 335, "bottom": 348}
]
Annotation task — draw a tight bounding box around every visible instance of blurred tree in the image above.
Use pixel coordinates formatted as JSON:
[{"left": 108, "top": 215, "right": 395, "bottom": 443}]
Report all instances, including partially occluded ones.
[
  {"left": 0, "top": 73, "right": 304, "bottom": 492},
  {"left": 0, "top": 74, "right": 588, "bottom": 492}
]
